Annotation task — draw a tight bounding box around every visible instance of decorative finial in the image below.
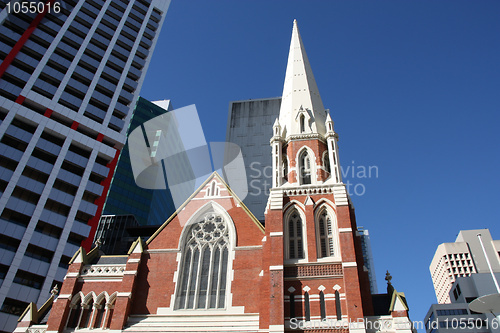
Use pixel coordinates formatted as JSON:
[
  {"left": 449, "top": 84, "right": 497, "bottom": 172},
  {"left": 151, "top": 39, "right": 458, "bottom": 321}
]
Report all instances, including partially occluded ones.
[
  {"left": 50, "top": 285, "right": 59, "bottom": 296},
  {"left": 385, "top": 271, "right": 392, "bottom": 284},
  {"left": 95, "top": 238, "right": 102, "bottom": 249},
  {"left": 385, "top": 270, "right": 392, "bottom": 285}
]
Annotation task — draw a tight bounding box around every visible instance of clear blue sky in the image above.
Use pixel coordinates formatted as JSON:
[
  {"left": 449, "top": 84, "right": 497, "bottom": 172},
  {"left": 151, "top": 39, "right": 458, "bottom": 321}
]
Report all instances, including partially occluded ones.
[{"left": 140, "top": 0, "right": 500, "bottom": 326}]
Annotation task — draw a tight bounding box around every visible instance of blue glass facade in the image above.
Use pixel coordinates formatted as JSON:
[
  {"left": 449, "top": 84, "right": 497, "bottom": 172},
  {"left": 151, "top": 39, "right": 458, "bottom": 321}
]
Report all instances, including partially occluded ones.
[{"left": 102, "top": 97, "right": 176, "bottom": 226}]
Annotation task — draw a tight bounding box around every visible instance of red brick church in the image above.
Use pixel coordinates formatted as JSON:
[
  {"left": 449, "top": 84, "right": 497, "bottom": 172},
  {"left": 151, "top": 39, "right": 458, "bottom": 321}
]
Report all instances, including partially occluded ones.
[{"left": 16, "top": 20, "right": 416, "bottom": 333}]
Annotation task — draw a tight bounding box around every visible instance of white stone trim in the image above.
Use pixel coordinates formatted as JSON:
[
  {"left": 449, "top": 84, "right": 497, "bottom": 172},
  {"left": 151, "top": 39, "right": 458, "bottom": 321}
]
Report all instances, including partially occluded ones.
[
  {"left": 270, "top": 231, "right": 284, "bottom": 237},
  {"left": 270, "top": 265, "right": 284, "bottom": 271},
  {"left": 342, "top": 262, "right": 357, "bottom": 267},
  {"left": 117, "top": 292, "right": 132, "bottom": 298},
  {"left": 65, "top": 272, "right": 79, "bottom": 278},
  {"left": 128, "top": 258, "right": 141, "bottom": 263},
  {"left": 269, "top": 324, "right": 285, "bottom": 332},
  {"left": 235, "top": 245, "right": 263, "bottom": 250},
  {"left": 124, "top": 270, "right": 138, "bottom": 275},
  {"left": 145, "top": 249, "right": 179, "bottom": 254},
  {"left": 339, "top": 227, "right": 352, "bottom": 233},
  {"left": 57, "top": 294, "right": 72, "bottom": 299}
]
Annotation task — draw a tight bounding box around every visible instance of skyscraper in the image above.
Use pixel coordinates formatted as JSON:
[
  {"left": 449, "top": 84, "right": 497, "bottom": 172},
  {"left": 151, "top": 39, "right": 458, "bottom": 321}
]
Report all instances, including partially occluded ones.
[
  {"left": 101, "top": 97, "right": 177, "bottom": 226},
  {"left": 424, "top": 229, "right": 500, "bottom": 333},
  {"left": 0, "top": 1, "right": 170, "bottom": 331},
  {"left": 225, "top": 97, "right": 281, "bottom": 223},
  {"left": 429, "top": 229, "right": 500, "bottom": 304}
]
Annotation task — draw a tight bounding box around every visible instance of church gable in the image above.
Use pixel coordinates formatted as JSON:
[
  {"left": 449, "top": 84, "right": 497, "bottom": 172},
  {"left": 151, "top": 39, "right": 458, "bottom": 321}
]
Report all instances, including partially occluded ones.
[
  {"left": 131, "top": 172, "right": 265, "bottom": 315},
  {"left": 146, "top": 172, "right": 265, "bottom": 250}
]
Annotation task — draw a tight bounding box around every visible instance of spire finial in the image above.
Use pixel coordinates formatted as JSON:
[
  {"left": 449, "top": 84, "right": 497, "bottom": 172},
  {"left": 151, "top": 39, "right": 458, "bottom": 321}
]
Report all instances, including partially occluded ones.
[
  {"left": 50, "top": 285, "right": 59, "bottom": 296},
  {"left": 278, "top": 19, "right": 327, "bottom": 137},
  {"left": 385, "top": 270, "right": 392, "bottom": 285}
]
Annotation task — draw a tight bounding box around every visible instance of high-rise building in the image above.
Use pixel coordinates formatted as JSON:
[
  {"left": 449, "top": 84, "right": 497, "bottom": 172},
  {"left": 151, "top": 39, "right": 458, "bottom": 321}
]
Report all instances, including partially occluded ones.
[
  {"left": 424, "top": 229, "right": 500, "bottom": 333},
  {"left": 0, "top": 1, "right": 170, "bottom": 331},
  {"left": 17, "top": 19, "right": 416, "bottom": 333},
  {"left": 101, "top": 97, "right": 177, "bottom": 226},
  {"left": 225, "top": 97, "right": 281, "bottom": 223},
  {"left": 429, "top": 229, "right": 500, "bottom": 304},
  {"left": 358, "top": 227, "right": 378, "bottom": 294}
]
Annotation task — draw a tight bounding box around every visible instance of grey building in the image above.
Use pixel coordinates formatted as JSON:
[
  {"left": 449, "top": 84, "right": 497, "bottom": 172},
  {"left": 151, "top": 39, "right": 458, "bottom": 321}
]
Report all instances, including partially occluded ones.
[
  {"left": 0, "top": 1, "right": 170, "bottom": 331},
  {"left": 424, "top": 273, "right": 500, "bottom": 333},
  {"left": 424, "top": 229, "right": 500, "bottom": 333},
  {"left": 225, "top": 97, "right": 281, "bottom": 222},
  {"left": 430, "top": 229, "right": 500, "bottom": 304}
]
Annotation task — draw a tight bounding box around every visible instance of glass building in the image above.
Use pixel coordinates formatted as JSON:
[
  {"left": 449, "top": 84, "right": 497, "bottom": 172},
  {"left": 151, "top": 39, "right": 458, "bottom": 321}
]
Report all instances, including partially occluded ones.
[
  {"left": 0, "top": 1, "right": 170, "bottom": 332},
  {"left": 101, "top": 97, "right": 178, "bottom": 226}
]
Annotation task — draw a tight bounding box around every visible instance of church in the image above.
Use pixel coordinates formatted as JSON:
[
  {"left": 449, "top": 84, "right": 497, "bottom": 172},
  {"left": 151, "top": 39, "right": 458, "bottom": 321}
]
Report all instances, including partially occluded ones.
[{"left": 16, "top": 20, "right": 416, "bottom": 333}]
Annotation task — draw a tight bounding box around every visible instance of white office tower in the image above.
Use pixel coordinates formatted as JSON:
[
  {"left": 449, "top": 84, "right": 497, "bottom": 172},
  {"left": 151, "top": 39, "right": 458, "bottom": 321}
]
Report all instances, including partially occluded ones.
[
  {"left": 0, "top": 1, "right": 170, "bottom": 331},
  {"left": 430, "top": 229, "right": 500, "bottom": 304}
]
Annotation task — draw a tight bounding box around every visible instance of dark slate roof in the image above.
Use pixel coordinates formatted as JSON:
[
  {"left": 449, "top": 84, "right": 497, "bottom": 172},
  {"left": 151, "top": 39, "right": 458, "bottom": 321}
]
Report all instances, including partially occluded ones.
[
  {"left": 372, "top": 294, "right": 391, "bottom": 315},
  {"left": 94, "top": 255, "right": 128, "bottom": 265}
]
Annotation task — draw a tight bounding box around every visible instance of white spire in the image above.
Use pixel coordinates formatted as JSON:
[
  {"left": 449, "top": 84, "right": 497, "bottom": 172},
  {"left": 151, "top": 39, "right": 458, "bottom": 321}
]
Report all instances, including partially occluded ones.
[{"left": 278, "top": 19, "right": 327, "bottom": 138}]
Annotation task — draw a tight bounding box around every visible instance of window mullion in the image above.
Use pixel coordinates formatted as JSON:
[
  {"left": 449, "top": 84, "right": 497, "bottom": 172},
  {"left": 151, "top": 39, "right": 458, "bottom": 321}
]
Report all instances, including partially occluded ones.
[
  {"left": 193, "top": 245, "right": 204, "bottom": 309},
  {"left": 183, "top": 246, "right": 195, "bottom": 309},
  {"left": 215, "top": 245, "right": 224, "bottom": 307},
  {"left": 205, "top": 244, "right": 214, "bottom": 309}
]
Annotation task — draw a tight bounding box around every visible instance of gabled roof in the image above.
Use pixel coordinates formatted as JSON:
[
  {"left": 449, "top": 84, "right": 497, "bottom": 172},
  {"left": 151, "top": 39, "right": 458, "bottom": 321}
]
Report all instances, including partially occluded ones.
[{"left": 146, "top": 172, "right": 264, "bottom": 245}]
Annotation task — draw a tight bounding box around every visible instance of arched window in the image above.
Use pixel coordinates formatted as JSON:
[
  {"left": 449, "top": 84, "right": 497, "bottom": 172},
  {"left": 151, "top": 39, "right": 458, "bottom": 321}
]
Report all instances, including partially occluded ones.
[
  {"left": 175, "top": 212, "right": 229, "bottom": 310},
  {"left": 282, "top": 156, "right": 288, "bottom": 182},
  {"left": 335, "top": 290, "right": 342, "bottom": 320},
  {"left": 304, "top": 291, "right": 310, "bottom": 321},
  {"left": 320, "top": 291, "right": 326, "bottom": 320},
  {"left": 317, "top": 209, "right": 335, "bottom": 258},
  {"left": 299, "top": 150, "right": 311, "bottom": 185},
  {"left": 80, "top": 298, "right": 93, "bottom": 328},
  {"left": 300, "top": 114, "right": 305, "bottom": 133},
  {"left": 287, "top": 209, "right": 304, "bottom": 259},
  {"left": 289, "top": 292, "right": 296, "bottom": 319},
  {"left": 323, "top": 152, "right": 331, "bottom": 175},
  {"left": 66, "top": 294, "right": 82, "bottom": 329}
]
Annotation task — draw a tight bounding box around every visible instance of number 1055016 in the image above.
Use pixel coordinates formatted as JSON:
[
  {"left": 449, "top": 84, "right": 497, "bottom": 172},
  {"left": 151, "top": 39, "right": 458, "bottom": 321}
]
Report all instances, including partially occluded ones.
[{"left": 5, "top": 1, "right": 61, "bottom": 14}]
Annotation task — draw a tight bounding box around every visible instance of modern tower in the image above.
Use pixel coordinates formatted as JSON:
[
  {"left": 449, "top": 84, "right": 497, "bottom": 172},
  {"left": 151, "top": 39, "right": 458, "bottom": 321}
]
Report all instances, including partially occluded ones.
[
  {"left": 424, "top": 229, "right": 500, "bottom": 333},
  {"left": 429, "top": 229, "right": 500, "bottom": 304},
  {"left": 101, "top": 97, "right": 177, "bottom": 226},
  {"left": 226, "top": 97, "right": 281, "bottom": 223},
  {"left": 0, "top": 1, "right": 170, "bottom": 332}
]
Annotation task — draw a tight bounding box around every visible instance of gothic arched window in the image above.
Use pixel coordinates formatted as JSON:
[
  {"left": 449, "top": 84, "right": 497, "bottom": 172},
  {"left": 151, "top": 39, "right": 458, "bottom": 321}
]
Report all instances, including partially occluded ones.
[
  {"left": 175, "top": 212, "right": 229, "bottom": 310},
  {"left": 287, "top": 209, "right": 304, "bottom": 259},
  {"left": 299, "top": 150, "right": 311, "bottom": 185},
  {"left": 317, "top": 208, "right": 336, "bottom": 258},
  {"left": 323, "top": 152, "right": 331, "bottom": 175},
  {"left": 282, "top": 156, "right": 288, "bottom": 182}
]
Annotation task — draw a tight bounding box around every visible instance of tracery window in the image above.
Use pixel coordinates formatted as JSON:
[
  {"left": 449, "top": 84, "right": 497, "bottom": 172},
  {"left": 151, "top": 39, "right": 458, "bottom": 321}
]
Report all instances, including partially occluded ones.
[
  {"left": 287, "top": 209, "right": 304, "bottom": 259},
  {"left": 317, "top": 209, "right": 335, "bottom": 258},
  {"left": 175, "top": 212, "right": 229, "bottom": 310}
]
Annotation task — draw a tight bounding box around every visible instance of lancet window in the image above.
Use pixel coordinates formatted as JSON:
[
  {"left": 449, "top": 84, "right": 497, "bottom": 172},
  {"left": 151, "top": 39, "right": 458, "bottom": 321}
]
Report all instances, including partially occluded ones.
[
  {"left": 299, "top": 150, "right": 311, "bottom": 185},
  {"left": 287, "top": 209, "right": 304, "bottom": 259},
  {"left": 317, "top": 208, "right": 336, "bottom": 258}
]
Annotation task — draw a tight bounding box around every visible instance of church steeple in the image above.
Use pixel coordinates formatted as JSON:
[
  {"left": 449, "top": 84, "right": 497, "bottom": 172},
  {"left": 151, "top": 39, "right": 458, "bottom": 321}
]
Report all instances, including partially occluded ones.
[
  {"left": 278, "top": 19, "right": 327, "bottom": 138},
  {"left": 271, "top": 20, "right": 341, "bottom": 187}
]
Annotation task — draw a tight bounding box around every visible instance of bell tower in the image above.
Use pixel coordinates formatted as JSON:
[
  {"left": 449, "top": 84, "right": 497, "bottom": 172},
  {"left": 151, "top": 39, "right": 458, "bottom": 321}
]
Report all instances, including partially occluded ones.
[{"left": 264, "top": 20, "right": 373, "bottom": 333}]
